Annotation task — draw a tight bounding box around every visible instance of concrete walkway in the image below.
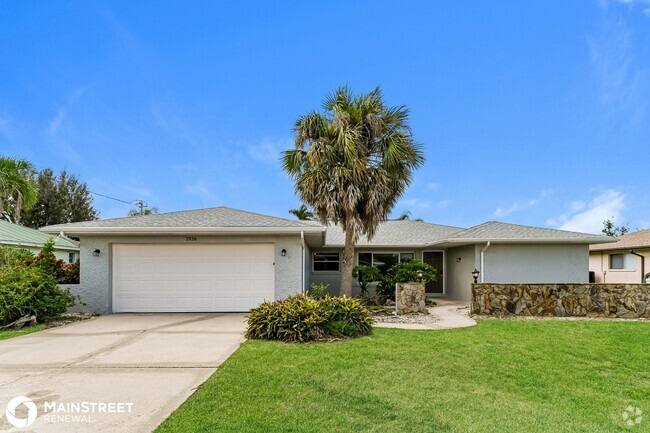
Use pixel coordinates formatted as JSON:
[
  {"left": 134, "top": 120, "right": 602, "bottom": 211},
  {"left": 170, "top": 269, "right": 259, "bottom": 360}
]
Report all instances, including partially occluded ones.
[
  {"left": 374, "top": 298, "right": 477, "bottom": 330},
  {"left": 0, "top": 313, "right": 247, "bottom": 433}
]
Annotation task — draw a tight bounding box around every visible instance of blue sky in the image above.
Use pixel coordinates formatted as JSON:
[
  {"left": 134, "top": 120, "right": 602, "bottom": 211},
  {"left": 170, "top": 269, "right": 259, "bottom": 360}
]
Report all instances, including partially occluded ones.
[{"left": 1, "top": 1, "right": 649, "bottom": 233}]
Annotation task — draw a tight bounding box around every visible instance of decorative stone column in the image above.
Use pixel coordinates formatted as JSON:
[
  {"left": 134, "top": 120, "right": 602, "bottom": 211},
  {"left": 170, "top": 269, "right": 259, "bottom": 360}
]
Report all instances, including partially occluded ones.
[{"left": 395, "top": 283, "right": 427, "bottom": 314}]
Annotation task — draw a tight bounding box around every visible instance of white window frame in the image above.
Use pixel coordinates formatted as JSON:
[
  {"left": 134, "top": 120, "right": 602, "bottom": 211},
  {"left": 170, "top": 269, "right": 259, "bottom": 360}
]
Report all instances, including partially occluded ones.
[{"left": 312, "top": 252, "right": 341, "bottom": 273}]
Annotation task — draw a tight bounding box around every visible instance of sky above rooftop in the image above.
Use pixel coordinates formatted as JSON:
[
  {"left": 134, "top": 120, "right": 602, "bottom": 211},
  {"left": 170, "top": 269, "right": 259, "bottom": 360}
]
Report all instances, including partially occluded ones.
[{"left": 1, "top": 1, "right": 648, "bottom": 233}]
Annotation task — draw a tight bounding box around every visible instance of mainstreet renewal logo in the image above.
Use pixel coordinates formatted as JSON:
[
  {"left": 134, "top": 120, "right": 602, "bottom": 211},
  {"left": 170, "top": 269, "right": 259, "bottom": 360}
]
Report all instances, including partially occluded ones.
[
  {"left": 4, "top": 396, "right": 134, "bottom": 428},
  {"left": 5, "top": 397, "right": 37, "bottom": 428}
]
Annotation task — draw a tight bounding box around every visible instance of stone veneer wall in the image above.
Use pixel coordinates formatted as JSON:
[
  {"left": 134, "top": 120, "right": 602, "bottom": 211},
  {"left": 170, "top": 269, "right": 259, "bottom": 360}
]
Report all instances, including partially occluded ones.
[
  {"left": 472, "top": 283, "right": 650, "bottom": 319},
  {"left": 396, "top": 283, "right": 427, "bottom": 315}
]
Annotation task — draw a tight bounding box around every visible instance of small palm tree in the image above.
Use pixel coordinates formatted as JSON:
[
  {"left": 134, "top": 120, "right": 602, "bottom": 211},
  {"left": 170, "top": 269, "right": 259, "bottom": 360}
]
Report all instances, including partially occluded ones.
[
  {"left": 0, "top": 156, "right": 38, "bottom": 223},
  {"left": 288, "top": 204, "right": 314, "bottom": 220},
  {"left": 283, "top": 86, "right": 424, "bottom": 296}
]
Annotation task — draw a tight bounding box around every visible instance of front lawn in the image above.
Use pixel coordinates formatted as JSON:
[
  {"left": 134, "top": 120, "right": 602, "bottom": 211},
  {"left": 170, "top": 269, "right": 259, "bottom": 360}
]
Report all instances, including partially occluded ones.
[
  {"left": 157, "top": 320, "right": 650, "bottom": 433},
  {"left": 0, "top": 324, "right": 45, "bottom": 341}
]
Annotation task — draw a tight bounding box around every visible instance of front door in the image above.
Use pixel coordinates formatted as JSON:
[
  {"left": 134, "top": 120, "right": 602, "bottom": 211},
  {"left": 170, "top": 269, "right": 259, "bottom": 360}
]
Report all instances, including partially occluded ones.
[{"left": 423, "top": 251, "right": 444, "bottom": 294}]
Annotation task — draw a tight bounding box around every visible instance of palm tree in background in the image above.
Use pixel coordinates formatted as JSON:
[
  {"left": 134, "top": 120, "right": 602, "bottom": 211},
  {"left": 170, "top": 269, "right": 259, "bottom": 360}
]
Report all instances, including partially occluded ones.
[
  {"left": 0, "top": 156, "right": 38, "bottom": 223},
  {"left": 288, "top": 204, "right": 314, "bottom": 220},
  {"left": 283, "top": 86, "right": 424, "bottom": 296}
]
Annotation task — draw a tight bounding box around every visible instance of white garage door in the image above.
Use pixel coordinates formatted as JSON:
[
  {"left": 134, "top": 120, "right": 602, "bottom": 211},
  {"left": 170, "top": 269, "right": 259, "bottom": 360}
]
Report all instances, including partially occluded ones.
[{"left": 112, "top": 243, "right": 275, "bottom": 312}]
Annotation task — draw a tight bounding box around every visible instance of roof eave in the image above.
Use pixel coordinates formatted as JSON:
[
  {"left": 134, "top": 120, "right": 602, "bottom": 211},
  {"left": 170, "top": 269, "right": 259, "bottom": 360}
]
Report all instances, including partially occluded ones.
[
  {"left": 0, "top": 240, "right": 80, "bottom": 251},
  {"left": 40, "top": 226, "right": 326, "bottom": 236},
  {"left": 590, "top": 245, "right": 650, "bottom": 252},
  {"left": 426, "top": 237, "right": 616, "bottom": 246}
]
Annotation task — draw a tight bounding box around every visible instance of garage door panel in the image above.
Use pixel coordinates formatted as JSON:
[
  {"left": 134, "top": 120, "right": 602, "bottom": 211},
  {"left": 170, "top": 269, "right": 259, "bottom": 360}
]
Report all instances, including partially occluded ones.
[{"left": 113, "top": 243, "right": 275, "bottom": 312}]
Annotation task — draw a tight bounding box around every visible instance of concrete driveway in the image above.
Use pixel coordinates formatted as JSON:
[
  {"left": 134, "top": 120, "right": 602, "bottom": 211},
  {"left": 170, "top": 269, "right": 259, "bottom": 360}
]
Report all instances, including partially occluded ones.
[{"left": 0, "top": 314, "right": 247, "bottom": 433}]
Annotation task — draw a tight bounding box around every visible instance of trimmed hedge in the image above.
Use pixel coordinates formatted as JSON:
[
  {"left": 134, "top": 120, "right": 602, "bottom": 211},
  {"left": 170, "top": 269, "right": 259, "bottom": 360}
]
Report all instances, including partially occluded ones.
[{"left": 246, "top": 294, "right": 374, "bottom": 342}]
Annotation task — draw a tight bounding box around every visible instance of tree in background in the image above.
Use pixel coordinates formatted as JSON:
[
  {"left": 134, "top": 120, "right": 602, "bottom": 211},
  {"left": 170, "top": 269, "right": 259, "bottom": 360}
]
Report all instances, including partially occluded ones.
[
  {"left": 602, "top": 218, "right": 630, "bottom": 237},
  {"left": 395, "top": 210, "right": 423, "bottom": 221},
  {"left": 283, "top": 86, "right": 424, "bottom": 296},
  {"left": 288, "top": 204, "right": 314, "bottom": 220},
  {"left": 128, "top": 206, "right": 159, "bottom": 217},
  {"left": 21, "top": 169, "right": 99, "bottom": 228},
  {"left": 0, "top": 156, "right": 38, "bottom": 223}
]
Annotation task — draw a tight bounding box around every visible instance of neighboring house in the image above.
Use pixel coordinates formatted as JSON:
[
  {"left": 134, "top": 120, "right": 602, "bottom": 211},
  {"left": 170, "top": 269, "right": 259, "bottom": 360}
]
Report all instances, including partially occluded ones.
[
  {"left": 0, "top": 219, "right": 80, "bottom": 262},
  {"left": 40, "top": 206, "right": 614, "bottom": 314},
  {"left": 589, "top": 229, "right": 650, "bottom": 284}
]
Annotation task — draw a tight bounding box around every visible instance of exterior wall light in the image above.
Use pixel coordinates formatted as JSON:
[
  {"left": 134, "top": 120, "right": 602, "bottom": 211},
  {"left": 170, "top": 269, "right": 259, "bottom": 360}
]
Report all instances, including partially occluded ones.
[
  {"left": 416, "top": 270, "right": 424, "bottom": 282},
  {"left": 93, "top": 249, "right": 101, "bottom": 257},
  {"left": 472, "top": 269, "right": 480, "bottom": 284},
  {"left": 281, "top": 249, "right": 287, "bottom": 257}
]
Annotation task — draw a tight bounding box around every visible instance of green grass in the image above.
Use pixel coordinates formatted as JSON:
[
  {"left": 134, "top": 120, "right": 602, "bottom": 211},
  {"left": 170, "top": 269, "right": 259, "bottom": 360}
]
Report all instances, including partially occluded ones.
[
  {"left": 0, "top": 324, "right": 45, "bottom": 340},
  {"left": 156, "top": 320, "right": 650, "bottom": 433}
]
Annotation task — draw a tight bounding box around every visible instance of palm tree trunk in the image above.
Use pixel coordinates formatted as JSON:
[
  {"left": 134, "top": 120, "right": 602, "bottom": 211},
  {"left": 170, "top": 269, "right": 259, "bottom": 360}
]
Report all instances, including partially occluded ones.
[{"left": 340, "top": 225, "right": 355, "bottom": 297}]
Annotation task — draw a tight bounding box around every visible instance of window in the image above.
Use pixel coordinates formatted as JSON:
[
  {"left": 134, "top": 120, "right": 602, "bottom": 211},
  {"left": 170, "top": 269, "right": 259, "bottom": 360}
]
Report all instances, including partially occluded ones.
[
  {"left": 610, "top": 254, "right": 633, "bottom": 270},
  {"left": 358, "top": 252, "right": 414, "bottom": 274},
  {"left": 313, "top": 252, "right": 340, "bottom": 272},
  {"left": 68, "top": 252, "right": 76, "bottom": 263}
]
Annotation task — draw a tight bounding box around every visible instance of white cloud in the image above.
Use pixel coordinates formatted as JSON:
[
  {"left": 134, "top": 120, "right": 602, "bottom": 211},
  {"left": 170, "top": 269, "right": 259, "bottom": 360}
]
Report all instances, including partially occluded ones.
[
  {"left": 185, "top": 181, "right": 218, "bottom": 205},
  {"left": 548, "top": 189, "right": 626, "bottom": 233},
  {"left": 492, "top": 189, "right": 551, "bottom": 218},
  {"left": 47, "top": 86, "right": 86, "bottom": 136},
  {"left": 436, "top": 199, "right": 450, "bottom": 209},
  {"left": 427, "top": 182, "right": 441, "bottom": 192},
  {"left": 247, "top": 138, "right": 292, "bottom": 165},
  {"left": 402, "top": 198, "right": 432, "bottom": 210},
  {"left": 0, "top": 114, "right": 14, "bottom": 137},
  {"left": 587, "top": 12, "right": 648, "bottom": 123}
]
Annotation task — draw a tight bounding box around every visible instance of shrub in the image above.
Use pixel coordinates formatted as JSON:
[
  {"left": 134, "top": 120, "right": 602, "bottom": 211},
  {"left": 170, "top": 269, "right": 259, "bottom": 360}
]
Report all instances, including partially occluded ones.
[
  {"left": 352, "top": 265, "right": 383, "bottom": 297},
  {"left": 17, "top": 238, "right": 81, "bottom": 284},
  {"left": 308, "top": 282, "right": 329, "bottom": 299},
  {"left": 376, "top": 260, "right": 438, "bottom": 299},
  {"left": 0, "top": 265, "right": 76, "bottom": 326},
  {"left": 0, "top": 245, "right": 35, "bottom": 267},
  {"left": 246, "top": 294, "right": 374, "bottom": 342},
  {"left": 320, "top": 296, "right": 374, "bottom": 337}
]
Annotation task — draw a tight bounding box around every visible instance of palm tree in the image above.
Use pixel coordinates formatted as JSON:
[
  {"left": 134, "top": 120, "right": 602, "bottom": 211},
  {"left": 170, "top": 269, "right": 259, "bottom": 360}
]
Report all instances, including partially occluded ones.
[
  {"left": 395, "top": 210, "right": 424, "bottom": 222},
  {"left": 0, "top": 156, "right": 38, "bottom": 223},
  {"left": 283, "top": 86, "right": 424, "bottom": 296},
  {"left": 396, "top": 210, "right": 411, "bottom": 220},
  {"left": 288, "top": 204, "right": 314, "bottom": 220}
]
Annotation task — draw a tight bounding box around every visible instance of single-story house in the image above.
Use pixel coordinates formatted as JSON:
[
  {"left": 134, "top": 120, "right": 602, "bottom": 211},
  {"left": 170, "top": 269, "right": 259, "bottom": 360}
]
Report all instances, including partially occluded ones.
[
  {"left": 0, "top": 219, "right": 79, "bottom": 262},
  {"left": 40, "top": 206, "right": 614, "bottom": 314},
  {"left": 589, "top": 229, "right": 650, "bottom": 284}
]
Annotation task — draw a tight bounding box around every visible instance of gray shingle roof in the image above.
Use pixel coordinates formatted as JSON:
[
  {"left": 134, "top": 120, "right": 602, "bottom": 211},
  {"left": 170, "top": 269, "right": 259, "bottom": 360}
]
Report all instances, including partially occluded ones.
[
  {"left": 40, "top": 207, "right": 324, "bottom": 234},
  {"left": 324, "top": 221, "right": 464, "bottom": 247},
  {"left": 590, "top": 229, "right": 650, "bottom": 251},
  {"left": 441, "top": 221, "right": 613, "bottom": 244},
  {"left": 0, "top": 220, "right": 79, "bottom": 250}
]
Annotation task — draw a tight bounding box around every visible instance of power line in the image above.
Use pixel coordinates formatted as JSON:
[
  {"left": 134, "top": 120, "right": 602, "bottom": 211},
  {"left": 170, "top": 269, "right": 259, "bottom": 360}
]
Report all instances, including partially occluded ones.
[
  {"left": 89, "top": 191, "right": 149, "bottom": 215},
  {"left": 88, "top": 191, "right": 137, "bottom": 205}
]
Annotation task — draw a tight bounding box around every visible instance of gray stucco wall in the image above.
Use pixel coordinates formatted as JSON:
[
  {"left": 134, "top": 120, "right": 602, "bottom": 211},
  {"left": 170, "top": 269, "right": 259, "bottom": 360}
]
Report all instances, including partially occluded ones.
[
  {"left": 75, "top": 234, "right": 305, "bottom": 314},
  {"left": 483, "top": 243, "right": 589, "bottom": 284},
  {"left": 445, "top": 245, "right": 476, "bottom": 303}
]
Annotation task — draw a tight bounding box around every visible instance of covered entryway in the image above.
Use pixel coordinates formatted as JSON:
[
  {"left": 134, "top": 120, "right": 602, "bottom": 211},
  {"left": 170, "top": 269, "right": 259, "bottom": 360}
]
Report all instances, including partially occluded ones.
[
  {"left": 423, "top": 251, "right": 444, "bottom": 294},
  {"left": 112, "top": 243, "right": 274, "bottom": 312}
]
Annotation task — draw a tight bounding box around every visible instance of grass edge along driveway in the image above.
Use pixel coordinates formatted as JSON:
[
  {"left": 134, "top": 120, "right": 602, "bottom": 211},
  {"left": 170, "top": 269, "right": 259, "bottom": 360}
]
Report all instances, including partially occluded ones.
[
  {"left": 156, "top": 320, "right": 650, "bottom": 433},
  {"left": 0, "top": 324, "right": 45, "bottom": 341}
]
